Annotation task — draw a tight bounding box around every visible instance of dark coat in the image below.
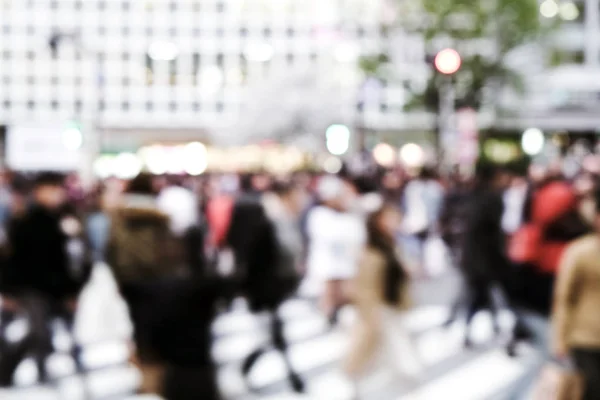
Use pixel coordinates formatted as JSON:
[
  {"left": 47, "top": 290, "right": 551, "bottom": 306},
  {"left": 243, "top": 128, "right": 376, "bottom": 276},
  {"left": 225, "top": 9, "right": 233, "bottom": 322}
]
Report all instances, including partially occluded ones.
[
  {"left": 461, "top": 189, "right": 511, "bottom": 287},
  {"left": 108, "top": 199, "right": 232, "bottom": 372},
  {"left": 226, "top": 193, "right": 299, "bottom": 312},
  {"left": 0, "top": 205, "right": 92, "bottom": 301}
]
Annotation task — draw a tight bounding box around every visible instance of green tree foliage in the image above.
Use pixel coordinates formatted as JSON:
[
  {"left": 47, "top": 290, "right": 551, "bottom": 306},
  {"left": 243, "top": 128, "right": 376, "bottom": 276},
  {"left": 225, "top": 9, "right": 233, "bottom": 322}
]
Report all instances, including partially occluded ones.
[{"left": 365, "top": 0, "right": 547, "bottom": 113}]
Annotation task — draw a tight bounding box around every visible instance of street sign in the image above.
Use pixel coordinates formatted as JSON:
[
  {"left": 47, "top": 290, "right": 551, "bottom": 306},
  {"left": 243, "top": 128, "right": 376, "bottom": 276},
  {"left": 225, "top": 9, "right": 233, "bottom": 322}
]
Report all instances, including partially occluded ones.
[{"left": 6, "top": 123, "right": 81, "bottom": 171}]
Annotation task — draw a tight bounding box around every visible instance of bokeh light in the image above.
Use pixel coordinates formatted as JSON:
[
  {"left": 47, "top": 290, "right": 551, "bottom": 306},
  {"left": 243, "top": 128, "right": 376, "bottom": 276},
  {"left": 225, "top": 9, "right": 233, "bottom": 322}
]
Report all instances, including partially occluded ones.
[
  {"left": 540, "top": 0, "right": 559, "bottom": 18},
  {"left": 399, "top": 143, "right": 425, "bottom": 167},
  {"left": 323, "top": 156, "right": 343, "bottom": 174},
  {"left": 182, "top": 142, "right": 208, "bottom": 176},
  {"left": 148, "top": 40, "right": 179, "bottom": 61},
  {"left": 114, "top": 153, "right": 142, "bottom": 179},
  {"left": 522, "top": 128, "right": 545, "bottom": 156},
  {"left": 434, "top": 49, "right": 461, "bottom": 75},
  {"left": 93, "top": 155, "right": 114, "bottom": 179},
  {"left": 62, "top": 127, "right": 83, "bottom": 151},
  {"left": 326, "top": 124, "right": 351, "bottom": 156},
  {"left": 372, "top": 143, "right": 396, "bottom": 167},
  {"left": 559, "top": 2, "right": 579, "bottom": 21},
  {"left": 143, "top": 145, "right": 169, "bottom": 175}
]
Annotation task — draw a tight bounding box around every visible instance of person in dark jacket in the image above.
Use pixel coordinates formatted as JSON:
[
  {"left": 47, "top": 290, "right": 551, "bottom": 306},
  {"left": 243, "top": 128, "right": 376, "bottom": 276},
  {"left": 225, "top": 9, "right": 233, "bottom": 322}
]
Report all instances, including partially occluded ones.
[
  {"left": 107, "top": 173, "right": 231, "bottom": 400},
  {"left": 0, "top": 172, "right": 92, "bottom": 386},
  {"left": 460, "top": 165, "right": 529, "bottom": 348},
  {"left": 227, "top": 179, "right": 305, "bottom": 393}
]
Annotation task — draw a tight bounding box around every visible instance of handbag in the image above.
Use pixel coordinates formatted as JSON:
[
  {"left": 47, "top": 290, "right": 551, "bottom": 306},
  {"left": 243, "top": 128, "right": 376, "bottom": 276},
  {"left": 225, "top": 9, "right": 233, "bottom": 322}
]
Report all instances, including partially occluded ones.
[{"left": 534, "top": 362, "right": 583, "bottom": 400}]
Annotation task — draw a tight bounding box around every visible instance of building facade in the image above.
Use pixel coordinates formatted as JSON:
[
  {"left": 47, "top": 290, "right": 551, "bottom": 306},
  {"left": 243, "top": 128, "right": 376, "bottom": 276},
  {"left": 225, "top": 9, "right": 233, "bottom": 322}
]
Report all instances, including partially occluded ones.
[{"left": 0, "top": 0, "right": 428, "bottom": 148}]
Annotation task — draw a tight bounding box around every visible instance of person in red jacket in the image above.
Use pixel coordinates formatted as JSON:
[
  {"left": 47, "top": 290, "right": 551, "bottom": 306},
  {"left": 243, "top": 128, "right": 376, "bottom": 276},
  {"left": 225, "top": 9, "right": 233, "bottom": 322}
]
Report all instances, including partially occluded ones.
[{"left": 510, "top": 178, "right": 591, "bottom": 315}]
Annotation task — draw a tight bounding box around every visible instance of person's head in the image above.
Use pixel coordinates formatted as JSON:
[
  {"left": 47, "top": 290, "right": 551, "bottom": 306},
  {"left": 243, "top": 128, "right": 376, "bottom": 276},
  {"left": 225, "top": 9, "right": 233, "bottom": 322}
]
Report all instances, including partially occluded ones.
[
  {"left": 126, "top": 173, "right": 155, "bottom": 196},
  {"left": 366, "top": 200, "right": 406, "bottom": 306},
  {"left": 419, "top": 166, "right": 437, "bottom": 181},
  {"left": 366, "top": 202, "right": 401, "bottom": 246},
  {"left": 33, "top": 172, "right": 66, "bottom": 210},
  {"left": 272, "top": 181, "right": 306, "bottom": 216},
  {"left": 316, "top": 175, "right": 349, "bottom": 211},
  {"left": 476, "top": 163, "right": 510, "bottom": 191}
]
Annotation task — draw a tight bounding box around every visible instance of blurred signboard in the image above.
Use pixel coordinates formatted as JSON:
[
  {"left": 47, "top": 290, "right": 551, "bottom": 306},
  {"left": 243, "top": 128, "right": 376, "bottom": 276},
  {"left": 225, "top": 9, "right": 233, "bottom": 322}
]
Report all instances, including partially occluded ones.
[{"left": 6, "top": 123, "right": 81, "bottom": 171}]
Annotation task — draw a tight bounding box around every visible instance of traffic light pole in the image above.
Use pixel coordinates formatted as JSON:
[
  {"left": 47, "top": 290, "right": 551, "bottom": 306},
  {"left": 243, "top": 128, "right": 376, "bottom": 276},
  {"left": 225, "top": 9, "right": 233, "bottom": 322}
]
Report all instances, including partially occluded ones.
[{"left": 438, "top": 77, "right": 456, "bottom": 170}]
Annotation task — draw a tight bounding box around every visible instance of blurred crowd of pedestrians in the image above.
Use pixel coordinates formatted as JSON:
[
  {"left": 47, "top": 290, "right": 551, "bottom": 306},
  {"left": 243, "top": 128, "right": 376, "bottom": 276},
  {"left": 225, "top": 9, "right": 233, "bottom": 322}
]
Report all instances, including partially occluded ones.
[{"left": 0, "top": 157, "right": 598, "bottom": 399}]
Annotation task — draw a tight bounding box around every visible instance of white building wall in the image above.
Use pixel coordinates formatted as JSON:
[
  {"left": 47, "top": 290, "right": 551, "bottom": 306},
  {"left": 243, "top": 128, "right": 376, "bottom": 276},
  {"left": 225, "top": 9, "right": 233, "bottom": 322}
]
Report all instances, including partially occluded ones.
[{"left": 0, "top": 0, "right": 427, "bottom": 144}]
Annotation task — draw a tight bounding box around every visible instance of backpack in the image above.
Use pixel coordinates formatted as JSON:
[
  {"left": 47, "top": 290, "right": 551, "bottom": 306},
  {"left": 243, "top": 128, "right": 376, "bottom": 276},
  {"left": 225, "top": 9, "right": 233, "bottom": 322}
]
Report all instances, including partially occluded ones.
[{"left": 106, "top": 208, "right": 186, "bottom": 284}]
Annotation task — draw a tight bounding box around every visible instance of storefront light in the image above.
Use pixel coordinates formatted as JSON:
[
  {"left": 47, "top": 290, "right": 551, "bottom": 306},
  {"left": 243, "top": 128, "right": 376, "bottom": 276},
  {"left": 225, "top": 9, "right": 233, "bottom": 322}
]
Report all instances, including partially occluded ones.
[
  {"left": 183, "top": 142, "right": 208, "bottom": 176},
  {"left": 399, "top": 143, "right": 425, "bottom": 167},
  {"left": 372, "top": 143, "right": 396, "bottom": 167},
  {"left": 114, "top": 153, "right": 142, "bottom": 179},
  {"left": 93, "top": 156, "right": 115, "bottom": 179},
  {"left": 144, "top": 146, "right": 169, "bottom": 175}
]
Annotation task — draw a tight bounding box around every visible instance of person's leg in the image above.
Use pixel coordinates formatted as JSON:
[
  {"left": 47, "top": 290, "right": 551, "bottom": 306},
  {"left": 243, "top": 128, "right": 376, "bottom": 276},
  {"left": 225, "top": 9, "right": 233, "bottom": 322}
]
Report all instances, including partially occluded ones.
[
  {"left": 464, "top": 287, "right": 485, "bottom": 348},
  {"left": 573, "top": 348, "right": 600, "bottom": 400},
  {"left": 271, "top": 309, "right": 304, "bottom": 393},
  {"left": 322, "top": 280, "right": 344, "bottom": 326},
  {"left": 59, "top": 306, "right": 86, "bottom": 375},
  {"left": 0, "top": 307, "right": 22, "bottom": 386}
]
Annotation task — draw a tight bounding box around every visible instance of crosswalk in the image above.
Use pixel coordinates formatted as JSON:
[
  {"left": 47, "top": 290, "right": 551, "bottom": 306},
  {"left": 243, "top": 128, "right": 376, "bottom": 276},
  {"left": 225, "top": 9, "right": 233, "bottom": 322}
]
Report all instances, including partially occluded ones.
[{"left": 1, "top": 291, "right": 544, "bottom": 400}]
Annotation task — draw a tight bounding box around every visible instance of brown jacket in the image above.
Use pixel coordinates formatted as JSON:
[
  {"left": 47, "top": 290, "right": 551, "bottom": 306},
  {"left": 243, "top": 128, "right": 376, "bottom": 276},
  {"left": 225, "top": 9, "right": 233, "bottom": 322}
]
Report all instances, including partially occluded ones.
[
  {"left": 344, "top": 247, "right": 411, "bottom": 377},
  {"left": 553, "top": 235, "right": 600, "bottom": 352}
]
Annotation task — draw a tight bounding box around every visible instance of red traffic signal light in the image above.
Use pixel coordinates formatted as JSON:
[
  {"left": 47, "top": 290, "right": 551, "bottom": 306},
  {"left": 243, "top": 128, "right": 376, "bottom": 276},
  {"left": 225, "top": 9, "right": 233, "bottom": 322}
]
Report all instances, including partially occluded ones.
[{"left": 434, "top": 48, "right": 461, "bottom": 75}]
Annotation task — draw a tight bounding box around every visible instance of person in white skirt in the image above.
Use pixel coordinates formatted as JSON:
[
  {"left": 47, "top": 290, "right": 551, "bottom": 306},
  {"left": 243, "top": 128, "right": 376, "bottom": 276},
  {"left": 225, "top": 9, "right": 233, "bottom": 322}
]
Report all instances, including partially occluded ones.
[{"left": 305, "top": 175, "right": 366, "bottom": 325}]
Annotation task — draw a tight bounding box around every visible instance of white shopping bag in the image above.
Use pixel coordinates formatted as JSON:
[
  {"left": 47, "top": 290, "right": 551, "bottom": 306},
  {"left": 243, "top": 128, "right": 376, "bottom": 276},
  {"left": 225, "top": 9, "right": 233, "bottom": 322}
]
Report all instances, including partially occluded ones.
[
  {"left": 74, "top": 263, "right": 133, "bottom": 344},
  {"left": 423, "top": 237, "right": 449, "bottom": 278}
]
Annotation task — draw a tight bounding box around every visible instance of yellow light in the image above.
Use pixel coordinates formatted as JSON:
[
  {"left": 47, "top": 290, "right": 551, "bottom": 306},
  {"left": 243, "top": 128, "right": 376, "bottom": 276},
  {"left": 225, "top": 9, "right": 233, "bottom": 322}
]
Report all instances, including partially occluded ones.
[
  {"left": 372, "top": 143, "right": 396, "bottom": 167},
  {"left": 399, "top": 143, "right": 425, "bottom": 167}
]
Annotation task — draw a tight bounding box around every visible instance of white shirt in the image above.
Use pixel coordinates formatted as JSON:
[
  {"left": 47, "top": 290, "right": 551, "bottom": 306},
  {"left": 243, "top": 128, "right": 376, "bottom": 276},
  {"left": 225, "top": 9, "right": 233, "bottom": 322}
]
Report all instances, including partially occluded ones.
[
  {"left": 306, "top": 206, "right": 366, "bottom": 282},
  {"left": 502, "top": 184, "right": 528, "bottom": 234}
]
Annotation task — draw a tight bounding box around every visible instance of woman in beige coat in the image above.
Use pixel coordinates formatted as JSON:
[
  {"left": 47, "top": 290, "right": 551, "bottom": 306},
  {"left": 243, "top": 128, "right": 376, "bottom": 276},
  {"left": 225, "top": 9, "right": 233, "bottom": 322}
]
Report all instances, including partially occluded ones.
[
  {"left": 344, "top": 201, "right": 421, "bottom": 388},
  {"left": 553, "top": 231, "right": 600, "bottom": 400}
]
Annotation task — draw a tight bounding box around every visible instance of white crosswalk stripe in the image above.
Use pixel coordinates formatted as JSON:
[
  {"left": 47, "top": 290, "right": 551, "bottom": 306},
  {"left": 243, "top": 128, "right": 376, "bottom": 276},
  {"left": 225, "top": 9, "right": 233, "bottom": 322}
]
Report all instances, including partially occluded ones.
[{"left": 1, "top": 293, "right": 543, "bottom": 400}]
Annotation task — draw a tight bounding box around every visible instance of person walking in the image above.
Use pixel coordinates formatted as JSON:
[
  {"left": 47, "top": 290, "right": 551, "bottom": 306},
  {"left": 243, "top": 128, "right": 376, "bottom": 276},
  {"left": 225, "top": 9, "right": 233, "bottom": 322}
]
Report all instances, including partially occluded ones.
[
  {"left": 552, "top": 188, "right": 600, "bottom": 400},
  {"left": 0, "top": 172, "right": 93, "bottom": 386},
  {"left": 305, "top": 175, "right": 366, "bottom": 326},
  {"left": 344, "top": 200, "right": 421, "bottom": 396},
  {"left": 106, "top": 173, "right": 228, "bottom": 400}
]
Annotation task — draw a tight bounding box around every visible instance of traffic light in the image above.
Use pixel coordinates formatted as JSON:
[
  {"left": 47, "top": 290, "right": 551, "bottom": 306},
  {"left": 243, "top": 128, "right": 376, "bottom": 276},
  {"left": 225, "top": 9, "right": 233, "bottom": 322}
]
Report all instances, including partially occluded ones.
[{"left": 434, "top": 48, "right": 461, "bottom": 75}]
